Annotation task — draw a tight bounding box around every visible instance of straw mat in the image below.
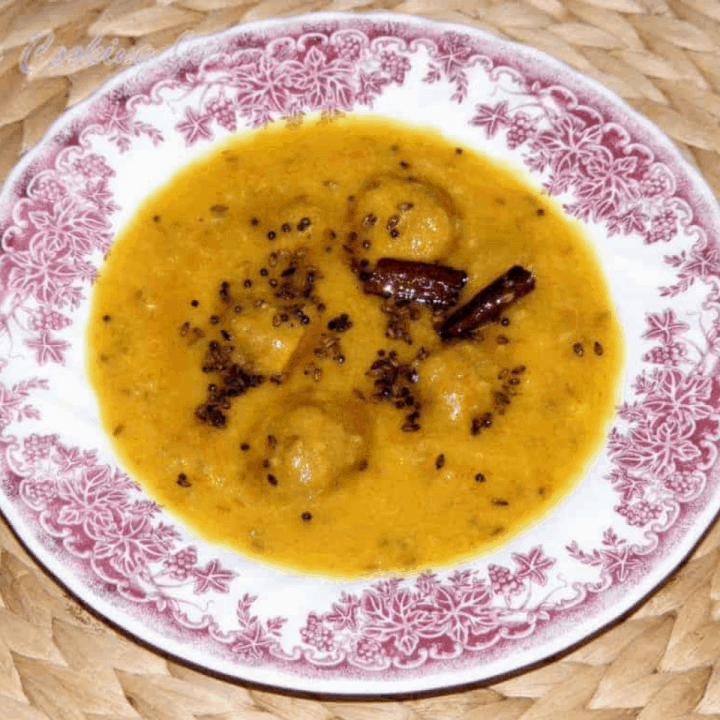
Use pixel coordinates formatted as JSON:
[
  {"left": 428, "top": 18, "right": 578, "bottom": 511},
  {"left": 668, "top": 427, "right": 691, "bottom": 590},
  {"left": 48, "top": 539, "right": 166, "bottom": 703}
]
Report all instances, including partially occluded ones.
[{"left": 1, "top": 0, "right": 720, "bottom": 718}]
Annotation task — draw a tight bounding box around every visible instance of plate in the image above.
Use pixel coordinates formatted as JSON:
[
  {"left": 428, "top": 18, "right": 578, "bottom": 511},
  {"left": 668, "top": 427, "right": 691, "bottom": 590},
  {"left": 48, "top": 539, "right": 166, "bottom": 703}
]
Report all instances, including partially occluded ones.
[{"left": 0, "top": 11, "right": 719, "bottom": 696}]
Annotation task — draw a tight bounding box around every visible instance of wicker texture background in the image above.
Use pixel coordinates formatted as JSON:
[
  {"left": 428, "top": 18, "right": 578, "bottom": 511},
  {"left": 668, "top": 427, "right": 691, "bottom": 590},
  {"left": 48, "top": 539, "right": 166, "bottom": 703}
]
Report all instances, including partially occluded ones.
[{"left": 1, "top": 0, "right": 720, "bottom": 718}]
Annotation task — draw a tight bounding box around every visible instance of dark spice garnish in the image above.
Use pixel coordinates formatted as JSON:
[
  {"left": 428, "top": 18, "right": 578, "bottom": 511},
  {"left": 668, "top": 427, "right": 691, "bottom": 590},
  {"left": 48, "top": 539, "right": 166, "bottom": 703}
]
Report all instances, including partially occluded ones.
[
  {"left": 179, "top": 321, "right": 190, "bottom": 336},
  {"left": 267, "top": 474, "right": 278, "bottom": 486},
  {"left": 594, "top": 341, "right": 604, "bottom": 356},
  {"left": 267, "top": 434, "right": 277, "bottom": 449},
  {"left": 573, "top": 342, "right": 584, "bottom": 357},
  {"left": 219, "top": 281, "right": 231, "bottom": 303},
  {"left": 240, "top": 443, "right": 250, "bottom": 451},
  {"left": 367, "top": 350, "right": 424, "bottom": 431},
  {"left": 439, "top": 265, "right": 535, "bottom": 340},
  {"left": 195, "top": 403, "right": 227, "bottom": 428},
  {"left": 195, "top": 339, "right": 265, "bottom": 428},
  {"left": 496, "top": 335, "right": 509, "bottom": 345},
  {"left": 500, "top": 317, "right": 510, "bottom": 326},
  {"left": 512, "top": 365, "right": 526, "bottom": 374},
  {"left": 301, "top": 512, "right": 312, "bottom": 522},
  {"left": 327, "top": 313, "right": 353, "bottom": 332},
  {"left": 201, "top": 340, "right": 230, "bottom": 373},
  {"left": 312, "top": 330, "right": 346, "bottom": 366},
  {"left": 475, "top": 473, "right": 486, "bottom": 482},
  {"left": 492, "top": 498, "right": 509, "bottom": 506},
  {"left": 281, "top": 223, "right": 291, "bottom": 233},
  {"left": 152, "top": 215, "right": 161, "bottom": 223},
  {"left": 471, "top": 413, "right": 493, "bottom": 435},
  {"left": 435, "top": 454, "right": 445, "bottom": 470},
  {"left": 191, "top": 299, "right": 199, "bottom": 307},
  {"left": 209, "top": 315, "right": 219, "bottom": 324},
  {"left": 243, "top": 279, "right": 252, "bottom": 288},
  {"left": 380, "top": 299, "right": 420, "bottom": 344},
  {"left": 494, "top": 391, "right": 511, "bottom": 409},
  {"left": 177, "top": 473, "right": 191, "bottom": 488},
  {"left": 251, "top": 217, "right": 259, "bottom": 226},
  {"left": 195, "top": 403, "right": 226, "bottom": 428},
  {"left": 103, "top": 314, "right": 111, "bottom": 322},
  {"left": 537, "top": 208, "right": 545, "bottom": 216},
  {"left": 267, "top": 230, "right": 276, "bottom": 240},
  {"left": 364, "top": 258, "right": 467, "bottom": 310}
]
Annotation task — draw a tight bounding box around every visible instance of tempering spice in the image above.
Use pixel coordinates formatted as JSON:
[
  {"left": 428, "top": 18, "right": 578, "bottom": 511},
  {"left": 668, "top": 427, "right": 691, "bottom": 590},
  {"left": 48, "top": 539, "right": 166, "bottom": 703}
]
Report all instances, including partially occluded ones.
[{"left": 365, "top": 349, "right": 423, "bottom": 432}]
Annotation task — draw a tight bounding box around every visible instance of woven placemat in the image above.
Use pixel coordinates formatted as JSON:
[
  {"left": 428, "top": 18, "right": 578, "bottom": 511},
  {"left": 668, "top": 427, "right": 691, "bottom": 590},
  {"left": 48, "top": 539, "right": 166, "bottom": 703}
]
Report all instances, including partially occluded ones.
[{"left": 2, "top": 0, "right": 720, "bottom": 718}]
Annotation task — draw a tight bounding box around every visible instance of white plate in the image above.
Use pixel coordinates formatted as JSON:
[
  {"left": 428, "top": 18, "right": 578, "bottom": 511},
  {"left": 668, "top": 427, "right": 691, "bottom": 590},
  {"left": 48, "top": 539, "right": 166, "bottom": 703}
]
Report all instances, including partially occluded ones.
[{"left": 1, "top": 11, "right": 719, "bottom": 696}]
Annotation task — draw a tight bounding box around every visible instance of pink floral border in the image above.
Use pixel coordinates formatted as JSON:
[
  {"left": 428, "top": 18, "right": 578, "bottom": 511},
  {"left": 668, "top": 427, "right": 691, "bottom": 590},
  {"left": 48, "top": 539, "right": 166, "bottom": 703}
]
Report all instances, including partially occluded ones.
[{"left": 0, "top": 13, "right": 719, "bottom": 693}]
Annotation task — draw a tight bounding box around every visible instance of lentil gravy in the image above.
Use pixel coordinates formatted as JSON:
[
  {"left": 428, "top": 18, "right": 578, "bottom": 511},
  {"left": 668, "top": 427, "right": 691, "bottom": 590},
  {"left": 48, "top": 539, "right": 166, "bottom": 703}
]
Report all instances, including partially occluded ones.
[{"left": 86, "top": 115, "right": 623, "bottom": 578}]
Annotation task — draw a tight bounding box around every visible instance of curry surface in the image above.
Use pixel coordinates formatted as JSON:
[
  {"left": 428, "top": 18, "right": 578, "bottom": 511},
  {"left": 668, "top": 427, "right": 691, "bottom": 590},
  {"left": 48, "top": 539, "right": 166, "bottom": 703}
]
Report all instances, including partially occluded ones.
[{"left": 87, "top": 115, "right": 623, "bottom": 578}]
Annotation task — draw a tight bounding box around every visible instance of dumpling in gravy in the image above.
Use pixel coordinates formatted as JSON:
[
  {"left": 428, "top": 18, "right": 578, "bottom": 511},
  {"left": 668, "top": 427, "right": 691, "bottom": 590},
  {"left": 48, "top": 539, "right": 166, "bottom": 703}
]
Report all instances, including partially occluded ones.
[
  {"left": 240, "top": 399, "right": 370, "bottom": 507},
  {"left": 349, "top": 174, "right": 461, "bottom": 262}
]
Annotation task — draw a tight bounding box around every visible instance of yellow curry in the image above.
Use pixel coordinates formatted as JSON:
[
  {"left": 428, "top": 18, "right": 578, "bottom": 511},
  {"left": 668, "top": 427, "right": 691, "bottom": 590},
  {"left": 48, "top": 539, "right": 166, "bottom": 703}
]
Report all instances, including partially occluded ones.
[{"left": 87, "top": 115, "right": 623, "bottom": 578}]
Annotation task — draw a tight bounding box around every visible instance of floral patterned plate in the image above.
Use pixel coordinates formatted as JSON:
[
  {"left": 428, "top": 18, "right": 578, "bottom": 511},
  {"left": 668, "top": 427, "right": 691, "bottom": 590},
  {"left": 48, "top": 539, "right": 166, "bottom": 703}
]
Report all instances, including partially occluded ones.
[{"left": 0, "top": 11, "right": 719, "bottom": 696}]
